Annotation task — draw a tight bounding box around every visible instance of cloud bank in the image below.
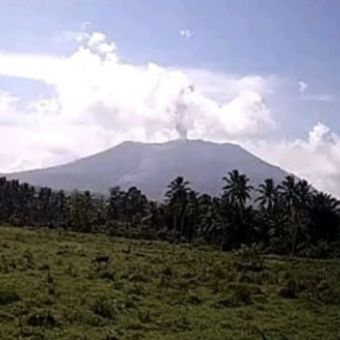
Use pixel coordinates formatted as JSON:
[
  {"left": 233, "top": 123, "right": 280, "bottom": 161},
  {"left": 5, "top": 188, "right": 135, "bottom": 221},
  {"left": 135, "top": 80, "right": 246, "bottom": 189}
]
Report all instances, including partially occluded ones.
[
  {"left": 0, "top": 31, "right": 339, "bottom": 196},
  {"left": 247, "top": 122, "right": 340, "bottom": 196},
  {"left": 0, "top": 32, "right": 274, "bottom": 168}
]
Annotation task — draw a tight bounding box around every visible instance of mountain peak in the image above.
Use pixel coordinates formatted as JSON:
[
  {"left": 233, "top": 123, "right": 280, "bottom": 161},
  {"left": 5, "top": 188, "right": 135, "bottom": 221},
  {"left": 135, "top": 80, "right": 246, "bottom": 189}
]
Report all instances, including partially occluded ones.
[{"left": 117, "top": 138, "right": 242, "bottom": 149}]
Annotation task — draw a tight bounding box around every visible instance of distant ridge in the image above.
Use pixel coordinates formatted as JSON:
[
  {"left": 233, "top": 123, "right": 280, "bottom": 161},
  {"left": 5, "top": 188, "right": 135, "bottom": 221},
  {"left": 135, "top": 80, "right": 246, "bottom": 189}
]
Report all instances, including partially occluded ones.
[{"left": 5, "top": 139, "right": 288, "bottom": 199}]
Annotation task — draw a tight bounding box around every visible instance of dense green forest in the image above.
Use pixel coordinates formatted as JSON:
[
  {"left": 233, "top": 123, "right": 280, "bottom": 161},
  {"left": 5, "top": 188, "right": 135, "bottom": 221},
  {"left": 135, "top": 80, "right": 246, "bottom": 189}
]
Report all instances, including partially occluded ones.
[{"left": 1, "top": 170, "right": 339, "bottom": 258}]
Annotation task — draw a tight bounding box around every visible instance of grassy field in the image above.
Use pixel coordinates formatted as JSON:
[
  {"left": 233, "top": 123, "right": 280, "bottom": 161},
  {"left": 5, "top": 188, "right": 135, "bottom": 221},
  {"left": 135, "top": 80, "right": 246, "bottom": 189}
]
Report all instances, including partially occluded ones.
[{"left": 0, "top": 227, "right": 339, "bottom": 339}]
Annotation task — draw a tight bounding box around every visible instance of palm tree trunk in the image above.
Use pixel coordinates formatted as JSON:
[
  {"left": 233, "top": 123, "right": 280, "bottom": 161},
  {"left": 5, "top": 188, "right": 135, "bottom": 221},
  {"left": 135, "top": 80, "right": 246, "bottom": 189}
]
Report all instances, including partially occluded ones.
[
  {"left": 180, "top": 210, "right": 185, "bottom": 239},
  {"left": 289, "top": 209, "right": 298, "bottom": 257},
  {"left": 290, "top": 224, "right": 298, "bottom": 257},
  {"left": 173, "top": 210, "right": 177, "bottom": 240}
]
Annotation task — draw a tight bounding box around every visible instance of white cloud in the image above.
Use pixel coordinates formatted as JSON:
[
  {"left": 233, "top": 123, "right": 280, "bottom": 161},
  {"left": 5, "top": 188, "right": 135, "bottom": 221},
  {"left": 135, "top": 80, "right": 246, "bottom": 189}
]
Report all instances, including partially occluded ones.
[
  {"left": 246, "top": 122, "right": 340, "bottom": 197},
  {"left": 1, "top": 33, "right": 340, "bottom": 197},
  {"left": 297, "top": 80, "right": 334, "bottom": 103},
  {"left": 297, "top": 81, "right": 334, "bottom": 102},
  {"left": 0, "top": 31, "right": 275, "bottom": 172},
  {"left": 0, "top": 91, "right": 18, "bottom": 115},
  {"left": 179, "top": 29, "right": 194, "bottom": 39},
  {"left": 0, "top": 52, "right": 64, "bottom": 84},
  {"left": 298, "top": 81, "right": 308, "bottom": 94}
]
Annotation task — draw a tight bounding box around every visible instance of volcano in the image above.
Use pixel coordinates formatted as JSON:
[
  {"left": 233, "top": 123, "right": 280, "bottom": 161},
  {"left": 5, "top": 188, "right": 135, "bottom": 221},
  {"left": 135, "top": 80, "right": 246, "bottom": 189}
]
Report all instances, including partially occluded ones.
[{"left": 5, "top": 139, "right": 288, "bottom": 199}]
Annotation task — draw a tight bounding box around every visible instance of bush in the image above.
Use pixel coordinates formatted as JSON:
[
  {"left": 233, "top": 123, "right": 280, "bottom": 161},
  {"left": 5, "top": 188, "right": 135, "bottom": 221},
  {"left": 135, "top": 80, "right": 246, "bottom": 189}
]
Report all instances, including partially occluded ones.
[
  {"left": 216, "top": 283, "right": 257, "bottom": 308},
  {"left": 277, "top": 271, "right": 339, "bottom": 302},
  {"left": 161, "top": 265, "right": 173, "bottom": 277},
  {"left": 90, "top": 295, "right": 117, "bottom": 320},
  {"left": 233, "top": 244, "right": 264, "bottom": 272},
  {"left": 104, "top": 329, "right": 121, "bottom": 340},
  {"left": 0, "top": 288, "right": 20, "bottom": 305},
  {"left": 314, "top": 280, "right": 340, "bottom": 304},
  {"left": 278, "top": 279, "right": 298, "bottom": 299},
  {"left": 27, "top": 309, "right": 57, "bottom": 328},
  {"left": 278, "top": 277, "right": 306, "bottom": 299},
  {"left": 230, "top": 283, "right": 255, "bottom": 305},
  {"left": 186, "top": 293, "right": 203, "bottom": 305}
]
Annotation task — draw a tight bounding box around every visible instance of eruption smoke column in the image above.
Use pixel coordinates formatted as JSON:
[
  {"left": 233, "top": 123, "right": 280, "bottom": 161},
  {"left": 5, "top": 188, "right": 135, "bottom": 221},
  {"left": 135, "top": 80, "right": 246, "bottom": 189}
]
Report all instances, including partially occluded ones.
[{"left": 174, "top": 84, "right": 195, "bottom": 139}]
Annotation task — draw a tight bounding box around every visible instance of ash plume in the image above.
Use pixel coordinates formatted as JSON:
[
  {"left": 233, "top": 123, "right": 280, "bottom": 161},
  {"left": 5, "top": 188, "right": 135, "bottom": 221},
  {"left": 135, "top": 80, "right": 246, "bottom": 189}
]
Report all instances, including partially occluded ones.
[{"left": 174, "top": 85, "right": 195, "bottom": 139}]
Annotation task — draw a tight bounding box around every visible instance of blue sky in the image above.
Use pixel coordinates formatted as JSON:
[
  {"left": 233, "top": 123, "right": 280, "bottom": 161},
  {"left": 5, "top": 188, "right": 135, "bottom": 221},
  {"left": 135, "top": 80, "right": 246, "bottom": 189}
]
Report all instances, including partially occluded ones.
[
  {"left": 1, "top": 0, "right": 340, "bottom": 195},
  {"left": 2, "top": 0, "right": 340, "bottom": 75},
  {"left": 1, "top": 0, "right": 339, "bottom": 135}
]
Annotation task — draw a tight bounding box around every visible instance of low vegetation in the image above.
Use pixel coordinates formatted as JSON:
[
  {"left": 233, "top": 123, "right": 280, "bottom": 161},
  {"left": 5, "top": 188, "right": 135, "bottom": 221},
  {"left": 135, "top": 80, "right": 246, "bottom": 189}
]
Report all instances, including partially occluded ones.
[
  {"left": 1, "top": 170, "right": 340, "bottom": 337},
  {"left": 0, "top": 226, "right": 339, "bottom": 339}
]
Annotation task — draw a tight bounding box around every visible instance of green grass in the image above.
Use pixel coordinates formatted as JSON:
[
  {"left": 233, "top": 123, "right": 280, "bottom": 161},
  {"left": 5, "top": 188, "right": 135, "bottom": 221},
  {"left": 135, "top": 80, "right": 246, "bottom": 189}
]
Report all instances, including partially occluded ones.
[{"left": 0, "top": 226, "right": 339, "bottom": 339}]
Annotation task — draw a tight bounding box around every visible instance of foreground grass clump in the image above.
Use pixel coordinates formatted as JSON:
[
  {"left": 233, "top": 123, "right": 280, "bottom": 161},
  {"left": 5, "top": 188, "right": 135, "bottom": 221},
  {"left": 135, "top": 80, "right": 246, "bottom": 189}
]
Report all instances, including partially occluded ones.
[{"left": 0, "top": 227, "right": 339, "bottom": 339}]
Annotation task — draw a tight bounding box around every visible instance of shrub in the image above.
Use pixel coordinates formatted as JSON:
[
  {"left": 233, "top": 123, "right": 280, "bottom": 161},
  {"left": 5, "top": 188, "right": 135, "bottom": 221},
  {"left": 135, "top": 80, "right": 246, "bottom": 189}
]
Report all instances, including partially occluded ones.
[
  {"left": 216, "top": 283, "right": 257, "bottom": 308},
  {"left": 138, "top": 310, "right": 152, "bottom": 323},
  {"left": 90, "top": 295, "right": 117, "bottom": 320},
  {"left": 161, "top": 265, "right": 173, "bottom": 277},
  {"left": 215, "top": 297, "right": 235, "bottom": 309},
  {"left": 316, "top": 280, "right": 340, "bottom": 305},
  {"left": 0, "top": 288, "right": 20, "bottom": 305},
  {"left": 230, "top": 283, "right": 253, "bottom": 305},
  {"left": 104, "top": 330, "right": 121, "bottom": 340},
  {"left": 99, "top": 270, "right": 115, "bottom": 281},
  {"left": 27, "top": 309, "right": 57, "bottom": 328},
  {"left": 186, "top": 293, "right": 203, "bottom": 305},
  {"left": 233, "top": 244, "right": 264, "bottom": 272},
  {"left": 211, "top": 263, "right": 227, "bottom": 280},
  {"left": 278, "top": 278, "right": 304, "bottom": 299},
  {"left": 237, "top": 272, "right": 255, "bottom": 283}
]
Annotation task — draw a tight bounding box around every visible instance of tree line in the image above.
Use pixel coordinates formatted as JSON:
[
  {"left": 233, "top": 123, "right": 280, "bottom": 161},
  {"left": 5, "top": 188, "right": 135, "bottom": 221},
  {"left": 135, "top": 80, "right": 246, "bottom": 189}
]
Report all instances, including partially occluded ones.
[{"left": 0, "top": 171, "right": 339, "bottom": 258}]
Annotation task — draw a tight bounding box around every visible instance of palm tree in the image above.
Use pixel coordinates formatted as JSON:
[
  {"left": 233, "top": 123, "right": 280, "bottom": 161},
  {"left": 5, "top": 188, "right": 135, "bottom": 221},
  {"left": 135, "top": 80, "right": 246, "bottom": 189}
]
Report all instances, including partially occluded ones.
[
  {"left": 222, "top": 170, "right": 253, "bottom": 208},
  {"left": 221, "top": 170, "right": 254, "bottom": 249},
  {"left": 107, "top": 186, "right": 124, "bottom": 221},
  {"left": 69, "top": 190, "right": 94, "bottom": 233},
  {"left": 125, "top": 186, "right": 148, "bottom": 227},
  {"left": 313, "top": 192, "right": 339, "bottom": 211},
  {"left": 278, "top": 175, "right": 298, "bottom": 209},
  {"left": 256, "top": 178, "right": 278, "bottom": 211},
  {"left": 185, "top": 190, "right": 199, "bottom": 241},
  {"left": 278, "top": 176, "right": 314, "bottom": 256},
  {"left": 309, "top": 192, "right": 340, "bottom": 244},
  {"left": 165, "top": 176, "right": 190, "bottom": 238},
  {"left": 295, "top": 179, "right": 313, "bottom": 208}
]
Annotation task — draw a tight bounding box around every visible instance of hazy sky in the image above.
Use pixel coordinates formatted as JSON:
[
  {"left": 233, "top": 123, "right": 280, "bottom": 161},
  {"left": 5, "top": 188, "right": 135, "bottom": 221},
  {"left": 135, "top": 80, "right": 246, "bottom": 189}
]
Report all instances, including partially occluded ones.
[{"left": 1, "top": 0, "right": 340, "bottom": 195}]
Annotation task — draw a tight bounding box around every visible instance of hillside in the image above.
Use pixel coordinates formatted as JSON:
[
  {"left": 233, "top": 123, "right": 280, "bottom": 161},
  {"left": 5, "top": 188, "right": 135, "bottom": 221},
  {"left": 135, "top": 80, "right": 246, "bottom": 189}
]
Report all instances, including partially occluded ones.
[
  {"left": 0, "top": 226, "right": 339, "bottom": 339},
  {"left": 5, "top": 139, "right": 287, "bottom": 198}
]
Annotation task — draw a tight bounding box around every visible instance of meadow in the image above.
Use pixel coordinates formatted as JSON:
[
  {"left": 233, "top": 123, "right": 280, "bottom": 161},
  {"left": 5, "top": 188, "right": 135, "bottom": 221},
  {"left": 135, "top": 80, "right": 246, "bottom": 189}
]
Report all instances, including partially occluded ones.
[{"left": 0, "top": 226, "right": 339, "bottom": 339}]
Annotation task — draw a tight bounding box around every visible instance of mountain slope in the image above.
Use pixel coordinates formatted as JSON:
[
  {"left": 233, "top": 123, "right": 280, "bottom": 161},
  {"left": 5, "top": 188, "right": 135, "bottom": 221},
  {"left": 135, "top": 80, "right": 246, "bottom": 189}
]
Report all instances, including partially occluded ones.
[{"left": 5, "top": 139, "right": 288, "bottom": 198}]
